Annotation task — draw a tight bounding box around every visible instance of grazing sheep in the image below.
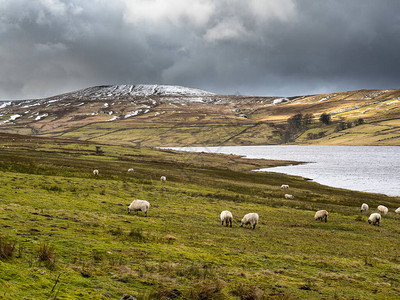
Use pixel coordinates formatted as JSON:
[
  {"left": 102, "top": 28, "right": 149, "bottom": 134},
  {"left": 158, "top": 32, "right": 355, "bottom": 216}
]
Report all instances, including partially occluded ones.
[
  {"left": 314, "top": 210, "right": 328, "bottom": 222},
  {"left": 368, "top": 213, "right": 381, "bottom": 226},
  {"left": 241, "top": 213, "right": 259, "bottom": 229},
  {"left": 160, "top": 176, "right": 166, "bottom": 182},
  {"left": 93, "top": 169, "right": 99, "bottom": 176},
  {"left": 281, "top": 184, "right": 289, "bottom": 189},
  {"left": 127, "top": 168, "right": 134, "bottom": 173},
  {"left": 128, "top": 200, "right": 150, "bottom": 217},
  {"left": 284, "top": 194, "right": 294, "bottom": 199},
  {"left": 220, "top": 210, "right": 233, "bottom": 227},
  {"left": 360, "top": 203, "right": 369, "bottom": 213},
  {"left": 395, "top": 207, "right": 400, "bottom": 214},
  {"left": 377, "top": 205, "right": 388, "bottom": 215}
]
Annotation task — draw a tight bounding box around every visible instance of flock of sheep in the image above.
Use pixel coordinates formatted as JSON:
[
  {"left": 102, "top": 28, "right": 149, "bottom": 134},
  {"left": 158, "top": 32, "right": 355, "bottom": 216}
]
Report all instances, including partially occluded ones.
[
  {"left": 282, "top": 184, "right": 400, "bottom": 226},
  {"left": 93, "top": 169, "right": 400, "bottom": 229},
  {"left": 361, "top": 203, "right": 400, "bottom": 226}
]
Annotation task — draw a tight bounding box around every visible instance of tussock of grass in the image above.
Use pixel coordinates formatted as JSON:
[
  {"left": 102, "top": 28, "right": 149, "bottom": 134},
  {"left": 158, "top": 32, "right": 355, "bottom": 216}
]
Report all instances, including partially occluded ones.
[
  {"left": 37, "top": 242, "right": 56, "bottom": 269},
  {"left": 0, "top": 235, "right": 16, "bottom": 260}
]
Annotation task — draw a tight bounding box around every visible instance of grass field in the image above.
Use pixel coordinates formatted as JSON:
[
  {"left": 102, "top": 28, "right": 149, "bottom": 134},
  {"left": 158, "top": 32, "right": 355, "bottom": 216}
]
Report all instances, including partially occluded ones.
[{"left": 0, "top": 133, "right": 400, "bottom": 299}]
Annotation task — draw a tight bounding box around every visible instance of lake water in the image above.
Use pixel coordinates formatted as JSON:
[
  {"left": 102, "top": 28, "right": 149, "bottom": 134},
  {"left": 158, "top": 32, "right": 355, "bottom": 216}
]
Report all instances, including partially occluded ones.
[{"left": 166, "top": 145, "right": 400, "bottom": 197}]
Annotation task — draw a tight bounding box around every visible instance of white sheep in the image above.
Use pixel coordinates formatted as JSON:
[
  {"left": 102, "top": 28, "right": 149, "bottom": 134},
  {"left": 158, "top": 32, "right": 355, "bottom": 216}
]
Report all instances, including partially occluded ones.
[
  {"left": 128, "top": 199, "right": 150, "bottom": 217},
  {"left": 220, "top": 210, "right": 233, "bottom": 227},
  {"left": 314, "top": 210, "right": 328, "bottom": 222},
  {"left": 93, "top": 169, "right": 99, "bottom": 176},
  {"left": 240, "top": 213, "right": 259, "bottom": 229},
  {"left": 284, "top": 194, "right": 294, "bottom": 199},
  {"left": 281, "top": 184, "right": 289, "bottom": 189},
  {"left": 360, "top": 203, "right": 369, "bottom": 213},
  {"left": 127, "top": 168, "right": 134, "bottom": 173},
  {"left": 395, "top": 207, "right": 400, "bottom": 214},
  {"left": 368, "top": 213, "right": 381, "bottom": 226},
  {"left": 160, "top": 176, "right": 166, "bottom": 182},
  {"left": 377, "top": 205, "right": 388, "bottom": 215}
]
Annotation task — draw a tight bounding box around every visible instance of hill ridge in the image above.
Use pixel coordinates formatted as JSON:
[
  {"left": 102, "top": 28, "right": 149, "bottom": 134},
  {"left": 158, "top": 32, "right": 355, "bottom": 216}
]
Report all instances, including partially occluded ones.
[{"left": 0, "top": 86, "right": 399, "bottom": 146}]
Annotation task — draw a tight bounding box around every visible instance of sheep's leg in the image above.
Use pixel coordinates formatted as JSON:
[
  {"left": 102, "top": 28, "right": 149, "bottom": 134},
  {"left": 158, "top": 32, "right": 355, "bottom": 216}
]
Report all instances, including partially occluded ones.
[
  {"left": 221, "top": 221, "right": 224, "bottom": 226},
  {"left": 252, "top": 224, "right": 256, "bottom": 229},
  {"left": 145, "top": 211, "right": 147, "bottom": 217},
  {"left": 229, "top": 220, "right": 232, "bottom": 227}
]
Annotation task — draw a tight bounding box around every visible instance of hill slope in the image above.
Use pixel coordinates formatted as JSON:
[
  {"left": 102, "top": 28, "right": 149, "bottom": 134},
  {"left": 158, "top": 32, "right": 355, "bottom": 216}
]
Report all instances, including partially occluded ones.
[
  {"left": 0, "top": 85, "right": 399, "bottom": 146},
  {"left": 0, "top": 133, "right": 399, "bottom": 299}
]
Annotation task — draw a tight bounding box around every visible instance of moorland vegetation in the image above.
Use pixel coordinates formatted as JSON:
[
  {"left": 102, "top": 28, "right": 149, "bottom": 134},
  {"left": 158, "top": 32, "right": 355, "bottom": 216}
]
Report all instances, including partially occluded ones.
[{"left": 0, "top": 133, "right": 399, "bottom": 299}]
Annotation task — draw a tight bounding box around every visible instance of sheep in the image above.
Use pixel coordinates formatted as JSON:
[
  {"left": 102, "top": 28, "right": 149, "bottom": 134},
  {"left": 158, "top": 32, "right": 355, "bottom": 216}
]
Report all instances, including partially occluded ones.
[
  {"left": 360, "top": 203, "right": 369, "bottom": 213},
  {"left": 314, "top": 210, "right": 328, "bottom": 222},
  {"left": 93, "top": 169, "right": 99, "bottom": 176},
  {"left": 368, "top": 213, "right": 381, "bottom": 226},
  {"left": 240, "top": 213, "right": 259, "bottom": 229},
  {"left": 127, "top": 168, "right": 134, "bottom": 173},
  {"left": 128, "top": 199, "right": 150, "bottom": 217},
  {"left": 160, "top": 176, "right": 166, "bottom": 182},
  {"left": 281, "top": 184, "right": 289, "bottom": 189},
  {"left": 395, "top": 207, "right": 400, "bottom": 214},
  {"left": 377, "top": 205, "right": 388, "bottom": 215},
  {"left": 220, "top": 210, "right": 233, "bottom": 227},
  {"left": 284, "top": 194, "right": 294, "bottom": 199}
]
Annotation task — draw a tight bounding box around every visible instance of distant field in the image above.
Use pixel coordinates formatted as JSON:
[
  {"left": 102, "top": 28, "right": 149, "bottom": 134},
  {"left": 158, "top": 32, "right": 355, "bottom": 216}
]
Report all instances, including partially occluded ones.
[
  {"left": 298, "top": 119, "right": 400, "bottom": 145},
  {"left": 0, "top": 133, "right": 400, "bottom": 299}
]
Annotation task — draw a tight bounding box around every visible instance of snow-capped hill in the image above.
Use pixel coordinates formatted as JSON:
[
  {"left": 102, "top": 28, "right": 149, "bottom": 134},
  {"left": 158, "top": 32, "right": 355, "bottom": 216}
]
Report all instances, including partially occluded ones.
[
  {"left": 130, "top": 84, "right": 215, "bottom": 97},
  {"left": 53, "top": 84, "right": 215, "bottom": 101}
]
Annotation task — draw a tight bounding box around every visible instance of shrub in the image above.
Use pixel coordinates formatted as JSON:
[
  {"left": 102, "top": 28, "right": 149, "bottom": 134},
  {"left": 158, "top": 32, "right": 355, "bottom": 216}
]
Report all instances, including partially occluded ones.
[
  {"left": 109, "top": 226, "right": 124, "bottom": 236},
  {"left": 141, "top": 287, "right": 183, "bottom": 300},
  {"left": 41, "top": 185, "right": 63, "bottom": 192},
  {"left": 356, "top": 118, "right": 365, "bottom": 125},
  {"left": 127, "top": 228, "right": 146, "bottom": 242},
  {"left": 335, "top": 122, "right": 347, "bottom": 132},
  {"left": 307, "top": 131, "right": 327, "bottom": 140},
  {"left": 188, "top": 280, "right": 226, "bottom": 299},
  {"left": 177, "top": 263, "right": 216, "bottom": 280},
  {"left": 231, "top": 283, "right": 264, "bottom": 300},
  {"left": 37, "top": 242, "right": 56, "bottom": 268},
  {"left": 319, "top": 113, "right": 331, "bottom": 125},
  {"left": 92, "top": 249, "right": 104, "bottom": 262},
  {"left": 0, "top": 236, "right": 16, "bottom": 260}
]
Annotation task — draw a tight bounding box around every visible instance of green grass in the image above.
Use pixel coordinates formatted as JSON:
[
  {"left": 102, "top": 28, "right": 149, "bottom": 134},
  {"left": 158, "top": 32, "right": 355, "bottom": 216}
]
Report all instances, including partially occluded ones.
[
  {"left": 297, "top": 119, "right": 400, "bottom": 145},
  {"left": 0, "top": 133, "right": 400, "bottom": 299}
]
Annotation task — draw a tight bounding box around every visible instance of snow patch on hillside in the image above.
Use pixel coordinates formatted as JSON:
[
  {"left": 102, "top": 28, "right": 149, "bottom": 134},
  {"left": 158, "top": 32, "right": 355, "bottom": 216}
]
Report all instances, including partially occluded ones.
[
  {"left": 125, "top": 110, "right": 141, "bottom": 118},
  {"left": 0, "top": 102, "right": 12, "bottom": 109},
  {"left": 108, "top": 116, "right": 120, "bottom": 122},
  {"left": 273, "top": 98, "right": 289, "bottom": 105},
  {"left": 2, "top": 114, "right": 21, "bottom": 124},
  {"left": 35, "top": 113, "right": 48, "bottom": 121}
]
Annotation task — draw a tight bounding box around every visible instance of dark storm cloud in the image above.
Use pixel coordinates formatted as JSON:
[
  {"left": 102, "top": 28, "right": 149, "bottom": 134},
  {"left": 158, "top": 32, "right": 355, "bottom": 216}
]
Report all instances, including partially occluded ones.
[{"left": 1, "top": 0, "right": 399, "bottom": 99}]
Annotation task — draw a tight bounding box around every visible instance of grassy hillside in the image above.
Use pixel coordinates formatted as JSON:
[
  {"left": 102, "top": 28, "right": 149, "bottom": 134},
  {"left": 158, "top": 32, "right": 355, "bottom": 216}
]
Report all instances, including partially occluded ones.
[
  {"left": 0, "top": 133, "right": 400, "bottom": 299},
  {"left": 1, "top": 88, "right": 399, "bottom": 146}
]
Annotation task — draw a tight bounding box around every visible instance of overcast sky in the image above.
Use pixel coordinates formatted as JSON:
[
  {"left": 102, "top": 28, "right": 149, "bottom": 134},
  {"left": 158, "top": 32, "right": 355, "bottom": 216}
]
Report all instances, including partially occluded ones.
[{"left": 1, "top": 0, "right": 400, "bottom": 100}]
